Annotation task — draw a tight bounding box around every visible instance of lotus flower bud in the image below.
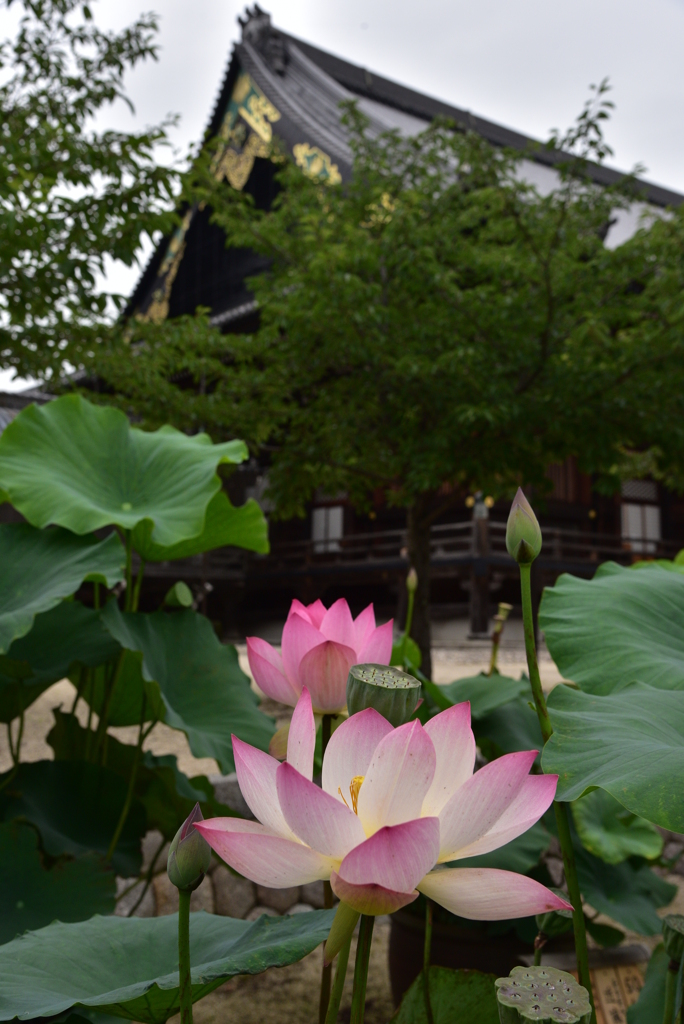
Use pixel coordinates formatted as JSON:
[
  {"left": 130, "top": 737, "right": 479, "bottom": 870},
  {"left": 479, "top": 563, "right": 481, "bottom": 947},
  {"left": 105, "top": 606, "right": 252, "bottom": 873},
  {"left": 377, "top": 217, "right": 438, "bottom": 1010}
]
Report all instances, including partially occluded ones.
[
  {"left": 346, "top": 663, "right": 421, "bottom": 727},
  {"left": 663, "top": 914, "right": 684, "bottom": 964},
  {"left": 406, "top": 567, "right": 418, "bottom": 593},
  {"left": 167, "top": 803, "right": 211, "bottom": 892},
  {"left": 506, "top": 488, "right": 542, "bottom": 564},
  {"left": 496, "top": 966, "right": 591, "bottom": 1023}
]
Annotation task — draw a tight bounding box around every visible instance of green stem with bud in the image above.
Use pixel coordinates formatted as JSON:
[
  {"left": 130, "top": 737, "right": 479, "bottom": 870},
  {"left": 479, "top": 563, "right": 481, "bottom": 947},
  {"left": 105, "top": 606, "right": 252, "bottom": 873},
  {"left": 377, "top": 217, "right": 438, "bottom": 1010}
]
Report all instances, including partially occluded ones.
[
  {"left": 177, "top": 888, "right": 193, "bottom": 1024},
  {"left": 401, "top": 583, "right": 416, "bottom": 665},
  {"left": 518, "top": 562, "right": 595, "bottom": 1024},
  {"left": 350, "top": 915, "right": 375, "bottom": 1024},
  {"left": 663, "top": 959, "right": 680, "bottom": 1024},
  {"left": 324, "top": 933, "right": 352, "bottom": 1024}
]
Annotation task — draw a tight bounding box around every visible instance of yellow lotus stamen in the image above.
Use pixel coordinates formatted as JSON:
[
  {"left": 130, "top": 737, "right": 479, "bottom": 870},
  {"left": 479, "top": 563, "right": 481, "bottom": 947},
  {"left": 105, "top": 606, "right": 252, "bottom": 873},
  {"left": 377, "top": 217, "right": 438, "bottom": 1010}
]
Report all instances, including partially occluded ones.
[
  {"left": 338, "top": 787, "right": 350, "bottom": 810},
  {"left": 350, "top": 775, "right": 364, "bottom": 815}
]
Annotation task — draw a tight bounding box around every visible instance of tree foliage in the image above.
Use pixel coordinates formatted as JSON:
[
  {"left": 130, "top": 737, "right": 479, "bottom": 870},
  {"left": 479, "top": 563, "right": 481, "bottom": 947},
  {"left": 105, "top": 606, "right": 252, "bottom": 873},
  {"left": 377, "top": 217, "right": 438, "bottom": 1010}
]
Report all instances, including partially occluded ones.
[{"left": 0, "top": 0, "right": 179, "bottom": 378}]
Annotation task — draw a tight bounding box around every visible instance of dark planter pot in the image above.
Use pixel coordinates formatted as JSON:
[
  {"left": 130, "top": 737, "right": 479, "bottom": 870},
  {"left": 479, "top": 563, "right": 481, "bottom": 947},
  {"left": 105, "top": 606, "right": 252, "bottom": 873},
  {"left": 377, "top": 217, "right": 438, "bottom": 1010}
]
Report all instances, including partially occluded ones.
[
  {"left": 389, "top": 909, "right": 574, "bottom": 1006},
  {"left": 389, "top": 910, "right": 529, "bottom": 1005}
]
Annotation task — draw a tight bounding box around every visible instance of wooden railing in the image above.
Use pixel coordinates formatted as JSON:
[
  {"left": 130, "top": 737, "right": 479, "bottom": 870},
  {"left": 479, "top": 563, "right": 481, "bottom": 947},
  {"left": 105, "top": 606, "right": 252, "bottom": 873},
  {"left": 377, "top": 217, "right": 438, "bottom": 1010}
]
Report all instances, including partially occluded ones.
[{"left": 144, "top": 518, "right": 682, "bottom": 582}]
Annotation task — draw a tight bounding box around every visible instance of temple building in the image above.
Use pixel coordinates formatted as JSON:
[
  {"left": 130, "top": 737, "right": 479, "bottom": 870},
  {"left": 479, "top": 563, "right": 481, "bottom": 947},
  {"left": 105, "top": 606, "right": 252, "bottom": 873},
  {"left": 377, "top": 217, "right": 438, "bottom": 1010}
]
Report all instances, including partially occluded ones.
[{"left": 122, "top": 6, "right": 684, "bottom": 633}]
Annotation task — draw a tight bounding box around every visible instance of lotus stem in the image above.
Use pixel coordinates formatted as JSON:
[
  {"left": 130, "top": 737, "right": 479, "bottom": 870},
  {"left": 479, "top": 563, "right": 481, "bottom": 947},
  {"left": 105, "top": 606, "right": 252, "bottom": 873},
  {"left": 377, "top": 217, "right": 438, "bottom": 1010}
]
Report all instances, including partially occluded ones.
[
  {"left": 401, "top": 579, "right": 416, "bottom": 664},
  {"left": 7, "top": 711, "right": 24, "bottom": 765},
  {"left": 127, "top": 833, "right": 167, "bottom": 917},
  {"left": 518, "top": 562, "right": 596, "bottom": 1024},
  {"left": 124, "top": 531, "right": 134, "bottom": 612},
  {"left": 423, "top": 899, "right": 434, "bottom": 1024},
  {"left": 70, "top": 665, "right": 87, "bottom": 715},
  {"left": 106, "top": 696, "right": 146, "bottom": 864},
  {"left": 324, "top": 933, "right": 352, "bottom": 1024},
  {"left": 319, "top": 713, "right": 334, "bottom": 1024},
  {"left": 178, "top": 888, "right": 194, "bottom": 1024},
  {"left": 663, "top": 959, "right": 680, "bottom": 1024},
  {"left": 350, "top": 915, "right": 375, "bottom": 1024},
  {"left": 94, "top": 650, "right": 125, "bottom": 764},
  {"left": 132, "top": 558, "right": 145, "bottom": 612}
]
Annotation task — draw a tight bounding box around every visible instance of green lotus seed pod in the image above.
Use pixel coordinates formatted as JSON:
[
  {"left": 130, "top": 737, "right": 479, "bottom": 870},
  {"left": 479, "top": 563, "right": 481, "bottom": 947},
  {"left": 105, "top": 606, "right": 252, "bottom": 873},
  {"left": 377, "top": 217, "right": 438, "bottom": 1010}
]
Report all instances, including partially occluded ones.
[
  {"left": 663, "top": 914, "right": 684, "bottom": 964},
  {"left": 346, "top": 664, "right": 421, "bottom": 727},
  {"left": 167, "top": 802, "right": 211, "bottom": 892},
  {"left": 506, "top": 488, "right": 542, "bottom": 565},
  {"left": 495, "top": 966, "right": 591, "bottom": 1023},
  {"left": 406, "top": 567, "right": 418, "bottom": 593},
  {"left": 535, "top": 889, "right": 574, "bottom": 939}
]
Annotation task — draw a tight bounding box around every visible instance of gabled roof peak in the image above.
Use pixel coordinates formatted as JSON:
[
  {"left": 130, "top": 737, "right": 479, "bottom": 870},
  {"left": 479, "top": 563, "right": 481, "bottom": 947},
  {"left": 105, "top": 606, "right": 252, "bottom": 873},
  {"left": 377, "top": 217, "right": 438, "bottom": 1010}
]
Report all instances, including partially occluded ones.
[{"left": 238, "top": 6, "right": 288, "bottom": 76}]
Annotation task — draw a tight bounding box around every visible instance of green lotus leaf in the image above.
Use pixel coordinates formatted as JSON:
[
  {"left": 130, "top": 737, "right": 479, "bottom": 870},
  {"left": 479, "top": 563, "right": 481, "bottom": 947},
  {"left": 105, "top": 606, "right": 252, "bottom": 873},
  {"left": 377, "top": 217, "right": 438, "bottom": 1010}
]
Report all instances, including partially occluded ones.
[
  {"left": 391, "top": 966, "right": 499, "bottom": 1024},
  {"left": 0, "top": 523, "right": 124, "bottom": 653},
  {"left": 0, "top": 396, "right": 247, "bottom": 549},
  {"left": 539, "top": 562, "right": 684, "bottom": 694},
  {"left": 571, "top": 789, "right": 663, "bottom": 864},
  {"left": 423, "top": 672, "right": 529, "bottom": 718},
  {"left": 626, "top": 944, "right": 668, "bottom": 1023},
  {"left": 0, "top": 821, "right": 115, "bottom": 945},
  {"left": 574, "top": 844, "right": 675, "bottom": 935},
  {"left": 47, "top": 710, "right": 237, "bottom": 840},
  {"left": 0, "top": 761, "right": 146, "bottom": 877},
  {"left": 133, "top": 490, "right": 268, "bottom": 562},
  {"left": 0, "top": 909, "right": 336, "bottom": 1022},
  {"left": 543, "top": 682, "right": 684, "bottom": 831},
  {"left": 101, "top": 604, "right": 274, "bottom": 772}
]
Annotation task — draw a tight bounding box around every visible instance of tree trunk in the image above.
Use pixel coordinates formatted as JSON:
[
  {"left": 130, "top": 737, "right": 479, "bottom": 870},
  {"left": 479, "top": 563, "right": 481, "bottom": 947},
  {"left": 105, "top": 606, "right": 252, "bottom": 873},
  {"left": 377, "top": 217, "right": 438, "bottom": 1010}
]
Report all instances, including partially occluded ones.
[{"left": 406, "top": 497, "right": 433, "bottom": 680}]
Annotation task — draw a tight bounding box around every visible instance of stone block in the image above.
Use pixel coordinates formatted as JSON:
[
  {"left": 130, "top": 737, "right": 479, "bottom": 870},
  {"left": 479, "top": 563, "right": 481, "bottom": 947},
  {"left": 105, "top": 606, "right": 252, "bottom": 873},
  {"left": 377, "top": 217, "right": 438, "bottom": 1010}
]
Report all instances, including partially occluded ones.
[
  {"left": 141, "top": 830, "right": 170, "bottom": 874},
  {"left": 209, "top": 773, "right": 253, "bottom": 819},
  {"left": 300, "top": 881, "right": 326, "bottom": 909},
  {"left": 152, "top": 872, "right": 215, "bottom": 916},
  {"left": 115, "top": 877, "right": 156, "bottom": 918},
  {"left": 213, "top": 866, "right": 256, "bottom": 918},
  {"left": 246, "top": 905, "right": 279, "bottom": 921},
  {"left": 256, "top": 885, "right": 300, "bottom": 913},
  {"left": 287, "top": 903, "right": 314, "bottom": 914}
]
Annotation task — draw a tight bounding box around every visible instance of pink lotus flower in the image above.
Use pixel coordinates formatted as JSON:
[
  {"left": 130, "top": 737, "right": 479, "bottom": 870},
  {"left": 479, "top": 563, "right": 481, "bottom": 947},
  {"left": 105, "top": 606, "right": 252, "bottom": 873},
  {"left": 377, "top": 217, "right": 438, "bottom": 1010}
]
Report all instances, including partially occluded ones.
[
  {"left": 196, "top": 688, "right": 571, "bottom": 931},
  {"left": 246, "top": 598, "right": 393, "bottom": 713}
]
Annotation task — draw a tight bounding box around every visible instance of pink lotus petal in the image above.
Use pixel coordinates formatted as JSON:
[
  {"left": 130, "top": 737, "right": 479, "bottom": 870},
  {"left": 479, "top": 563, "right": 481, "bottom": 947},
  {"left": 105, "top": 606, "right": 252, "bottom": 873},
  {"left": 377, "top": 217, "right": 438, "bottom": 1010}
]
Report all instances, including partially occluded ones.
[
  {"left": 451, "top": 774, "right": 558, "bottom": 860},
  {"left": 287, "top": 599, "right": 313, "bottom": 625},
  {"left": 276, "top": 761, "right": 366, "bottom": 858},
  {"left": 357, "top": 720, "right": 437, "bottom": 833},
  {"left": 305, "top": 599, "right": 327, "bottom": 630},
  {"left": 247, "top": 637, "right": 299, "bottom": 705},
  {"left": 330, "top": 872, "right": 419, "bottom": 916},
  {"left": 322, "top": 708, "right": 393, "bottom": 803},
  {"left": 422, "top": 703, "right": 476, "bottom": 817},
  {"left": 195, "top": 818, "right": 335, "bottom": 887},
  {"left": 287, "top": 687, "right": 316, "bottom": 780},
  {"left": 281, "top": 612, "right": 326, "bottom": 688},
  {"left": 437, "top": 750, "right": 538, "bottom": 862},
  {"left": 353, "top": 604, "right": 377, "bottom": 650},
  {"left": 320, "top": 598, "right": 357, "bottom": 650},
  {"left": 298, "top": 639, "right": 356, "bottom": 712},
  {"left": 233, "top": 736, "right": 297, "bottom": 840},
  {"left": 337, "top": 817, "right": 440, "bottom": 892},
  {"left": 357, "top": 619, "right": 394, "bottom": 665},
  {"left": 418, "top": 867, "right": 573, "bottom": 920}
]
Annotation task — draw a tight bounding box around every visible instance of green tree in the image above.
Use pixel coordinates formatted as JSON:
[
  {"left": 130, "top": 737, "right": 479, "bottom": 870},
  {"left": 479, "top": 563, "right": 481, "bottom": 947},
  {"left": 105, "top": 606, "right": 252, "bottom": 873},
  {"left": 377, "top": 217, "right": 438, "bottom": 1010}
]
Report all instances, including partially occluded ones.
[
  {"left": 0, "top": 0, "right": 178, "bottom": 379},
  {"left": 92, "top": 92, "right": 684, "bottom": 674}
]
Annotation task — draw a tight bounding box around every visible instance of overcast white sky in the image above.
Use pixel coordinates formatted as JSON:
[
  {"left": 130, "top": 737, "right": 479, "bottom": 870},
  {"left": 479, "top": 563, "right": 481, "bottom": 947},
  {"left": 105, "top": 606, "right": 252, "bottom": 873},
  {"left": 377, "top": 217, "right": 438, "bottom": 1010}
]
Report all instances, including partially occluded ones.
[{"left": 3, "top": 0, "right": 684, "bottom": 388}]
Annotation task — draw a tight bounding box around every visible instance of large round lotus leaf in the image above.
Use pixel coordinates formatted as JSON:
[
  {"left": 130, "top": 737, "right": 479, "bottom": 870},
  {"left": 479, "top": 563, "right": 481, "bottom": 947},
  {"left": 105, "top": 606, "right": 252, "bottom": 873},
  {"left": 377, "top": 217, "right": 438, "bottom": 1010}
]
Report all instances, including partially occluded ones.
[
  {"left": 571, "top": 789, "right": 663, "bottom": 864},
  {"left": 0, "top": 396, "right": 247, "bottom": 548},
  {"left": 539, "top": 562, "right": 684, "bottom": 694},
  {"left": 626, "top": 944, "right": 667, "bottom": 1024},
  {"left": 101, "top": 604, "right": 274, "bottom": 773},
  {"left": 0, "top": 821, "right": 115, "bottom": 945},
  {"left": 0, "top": 760, "right": 146, "bottom": 877},
  {"left": 433, "top": 672, "right": 530, "bottom": 719},
  {"left": 0, "top": 909, "right": 336, "bottom": 1022},
  {"left": 391, "top": 966, "right": 498, "bottom": 1024},
  {"left": 133, "top": 491, "right": 268, "bottom": 562},
  {"left": 0, "top": 523, "right": 124, "bottom": 653},
  {"left": 543, "top": 682, "right": 684, "bottom": 831}
]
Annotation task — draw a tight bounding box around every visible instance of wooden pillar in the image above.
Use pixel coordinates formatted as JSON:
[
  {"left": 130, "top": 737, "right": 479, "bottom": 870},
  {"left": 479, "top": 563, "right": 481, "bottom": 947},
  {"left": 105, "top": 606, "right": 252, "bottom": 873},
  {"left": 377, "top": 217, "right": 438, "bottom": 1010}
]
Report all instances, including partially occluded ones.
[{"left": 469, "top": 493, "right": 491, "bottom": 638}]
